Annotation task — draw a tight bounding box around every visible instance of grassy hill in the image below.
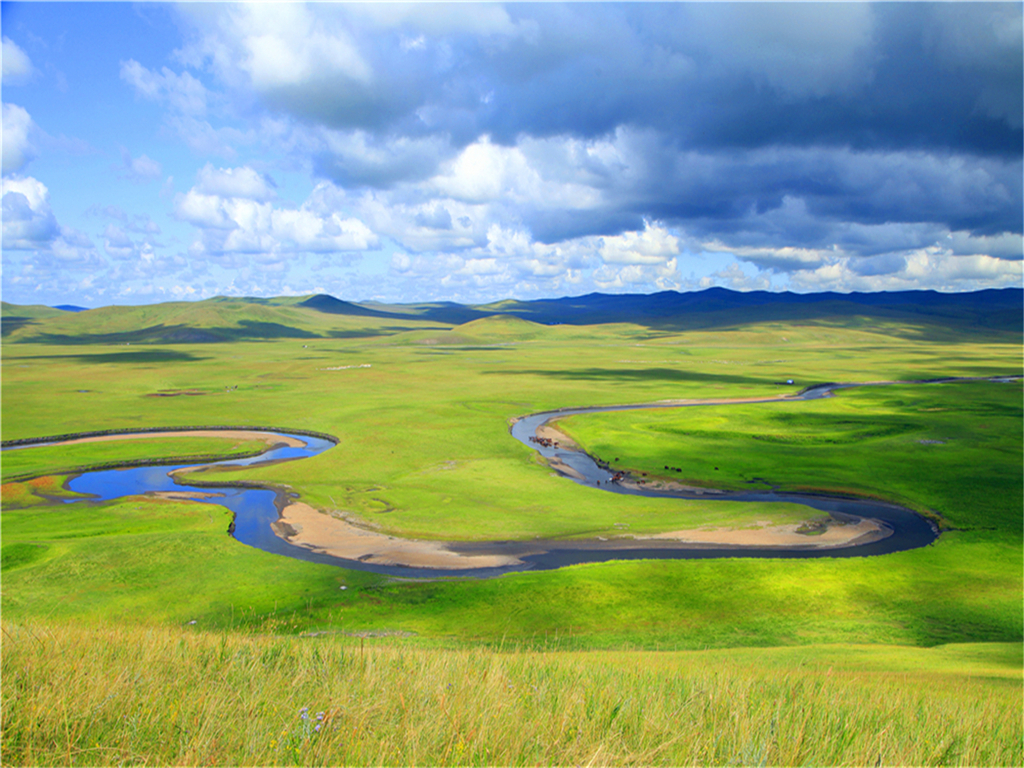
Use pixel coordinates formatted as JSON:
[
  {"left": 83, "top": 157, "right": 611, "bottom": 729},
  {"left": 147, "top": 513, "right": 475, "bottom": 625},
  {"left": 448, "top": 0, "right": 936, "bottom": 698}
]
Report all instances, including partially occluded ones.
[
  {"left": 6, "top": 287, "right": 1020, "bottom": 346},
  {"left": 0, "top": 296, "right": 449, "bottom": 345}
]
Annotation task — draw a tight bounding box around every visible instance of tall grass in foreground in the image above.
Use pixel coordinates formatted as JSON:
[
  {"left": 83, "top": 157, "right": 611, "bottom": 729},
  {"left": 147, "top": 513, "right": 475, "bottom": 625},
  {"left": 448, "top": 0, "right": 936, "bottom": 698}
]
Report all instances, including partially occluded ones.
[{"left": 3, "top": 622, "right": 1019, "bottom": 767}]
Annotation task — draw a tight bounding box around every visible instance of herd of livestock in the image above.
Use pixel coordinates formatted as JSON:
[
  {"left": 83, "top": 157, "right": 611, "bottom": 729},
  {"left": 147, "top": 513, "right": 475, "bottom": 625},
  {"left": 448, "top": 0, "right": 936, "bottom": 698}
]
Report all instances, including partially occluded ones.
[{"left": 530, "top": 435, "right": 653, "bottom": 486}]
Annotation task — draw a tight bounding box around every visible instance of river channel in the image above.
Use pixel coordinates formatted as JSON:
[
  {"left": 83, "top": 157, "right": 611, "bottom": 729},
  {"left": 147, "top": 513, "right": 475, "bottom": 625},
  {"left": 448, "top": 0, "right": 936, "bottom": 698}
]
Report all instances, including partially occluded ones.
[{"left": 8, "top": 377, "right": 1014, "bottom": 578}]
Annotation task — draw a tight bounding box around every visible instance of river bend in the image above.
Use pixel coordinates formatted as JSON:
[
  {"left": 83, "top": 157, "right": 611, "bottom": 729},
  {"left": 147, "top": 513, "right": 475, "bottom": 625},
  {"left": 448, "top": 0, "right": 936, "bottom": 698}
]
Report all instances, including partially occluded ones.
[{"left": 7, "top": 377, "right": 1015, "bottom": 577}]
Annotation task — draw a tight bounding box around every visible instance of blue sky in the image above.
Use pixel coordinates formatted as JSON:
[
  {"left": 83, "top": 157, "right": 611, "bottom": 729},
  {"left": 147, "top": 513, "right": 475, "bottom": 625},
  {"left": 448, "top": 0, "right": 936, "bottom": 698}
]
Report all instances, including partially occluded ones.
[{"left": 2, "top": 2, "right": 1022, "bottom": 308}]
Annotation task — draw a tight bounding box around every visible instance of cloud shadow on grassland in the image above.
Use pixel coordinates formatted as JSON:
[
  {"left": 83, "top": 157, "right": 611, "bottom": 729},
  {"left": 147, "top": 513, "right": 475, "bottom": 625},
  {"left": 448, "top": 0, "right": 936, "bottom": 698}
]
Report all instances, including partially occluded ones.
[
  {"left": 17, "top": 321, "right": 322, "bottom": 345},
  {"left": 1, "top": 317, "right": 40, "bottom": 336},
  {"left": 326, "top": 326, "right": 443, "bottom": 339},
  {"left": 8, "top": 349, "right": 208, "bottom": 364}
]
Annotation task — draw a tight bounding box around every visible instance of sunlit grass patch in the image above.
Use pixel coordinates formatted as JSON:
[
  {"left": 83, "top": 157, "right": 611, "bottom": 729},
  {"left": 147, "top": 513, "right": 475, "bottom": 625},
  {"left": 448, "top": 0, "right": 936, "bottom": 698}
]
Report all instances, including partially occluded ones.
[
  {"left": 1, "top": 436, "right": 268, "bottom": 484},
  {"left": 2, "top": 620, "right": 1019, "bottom": 767}
]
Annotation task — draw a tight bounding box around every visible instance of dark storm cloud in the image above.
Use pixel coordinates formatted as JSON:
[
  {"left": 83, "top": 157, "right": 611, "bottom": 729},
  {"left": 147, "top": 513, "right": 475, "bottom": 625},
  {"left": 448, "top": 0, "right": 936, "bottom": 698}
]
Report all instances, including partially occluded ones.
[
  {"left": 517, "top": 138, "right": 1022, "bottom": 248},
  {"left": 182, "top": 2, "right": 1022, "bottom": 267},
  {"left": 320, "top": 3, "right": 1021, "bottom": 157},
  {"left": 204, "top": 4, "right": 1020, "bottom": 157}
]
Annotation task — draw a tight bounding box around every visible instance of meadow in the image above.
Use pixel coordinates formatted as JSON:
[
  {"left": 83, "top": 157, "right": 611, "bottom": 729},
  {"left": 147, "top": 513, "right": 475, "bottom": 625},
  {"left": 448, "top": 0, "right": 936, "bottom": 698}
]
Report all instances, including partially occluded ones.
[{"left": 2, "top": 295, "right": 1021, "bottom": 765}]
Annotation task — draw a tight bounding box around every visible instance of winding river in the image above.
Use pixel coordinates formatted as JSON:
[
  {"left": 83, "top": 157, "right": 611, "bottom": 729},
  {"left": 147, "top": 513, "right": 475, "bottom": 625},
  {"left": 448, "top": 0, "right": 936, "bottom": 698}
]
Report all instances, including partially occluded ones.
[{"left": 6, "top": 377, "right": 1017, "bottom": 578}]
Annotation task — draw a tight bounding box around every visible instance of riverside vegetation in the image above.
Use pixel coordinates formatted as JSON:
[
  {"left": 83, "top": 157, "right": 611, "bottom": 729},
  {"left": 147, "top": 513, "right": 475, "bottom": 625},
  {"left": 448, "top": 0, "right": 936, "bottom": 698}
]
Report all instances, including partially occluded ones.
[{"left": 2, "top": 293, "right": 1021, "bottom": 766}]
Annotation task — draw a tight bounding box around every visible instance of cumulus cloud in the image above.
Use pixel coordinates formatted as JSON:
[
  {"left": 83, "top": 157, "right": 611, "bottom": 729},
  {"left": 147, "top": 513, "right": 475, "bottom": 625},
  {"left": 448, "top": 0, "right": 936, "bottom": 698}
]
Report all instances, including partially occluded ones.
[
  {"left": 2, "top": 175, "right": 104, "bottom": 286},
  {"left": 788, "top": 248, "right": 1023, "bottom": 293},
  {"left": 370, "top": 212, "right": 688, "bottom": 301},
  {"left": 15, "top": 3, "right": 1017, "bottom": 303},
  {"left": 2, "top": 37, "right": 33, "bottom": 86},
  {"left": 2, "top": 176, "right": 59, "bottom": 249},
  {"left": 102, "top": 223, "right": 137, "bottom": 259},
  {"left": 599, "top": 222, "right": 679, "bottom": 265},
  {"left": 2, "top": 103, "right": 36, "bottom": 174},
  {"left": 194, "top": 163, "right": 276, "bottom": 201},
  {"left": 175, "top": 170, "right": 378, "bottom": 259},
  {"left": 164, "top": 3, "right": 1021, "bottom": 300}
]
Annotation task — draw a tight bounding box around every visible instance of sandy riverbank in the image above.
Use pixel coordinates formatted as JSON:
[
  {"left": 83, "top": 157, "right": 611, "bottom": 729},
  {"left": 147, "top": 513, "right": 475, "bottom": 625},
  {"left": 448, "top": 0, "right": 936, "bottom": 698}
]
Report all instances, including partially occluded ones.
[
  {"left": 273, "top": 502, "right": 523, "bottom": 570},
  {"left": 44, "top": 430, "right": 307, "bottom": 449},
  {"left": 636, "top": 517, "right": 891, "bottom": 549},
  {"left": 273, "top": 502, "right": 891, "bottom": 570}
]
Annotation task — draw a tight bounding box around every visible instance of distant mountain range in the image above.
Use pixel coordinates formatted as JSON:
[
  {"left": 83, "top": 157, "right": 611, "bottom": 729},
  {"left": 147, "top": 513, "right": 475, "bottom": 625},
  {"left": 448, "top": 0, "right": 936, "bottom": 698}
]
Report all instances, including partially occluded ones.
[
  {"left": 1, "top": 287, "right": 1019, "bottom": 345},
  {"left": 298, "top": 287, "right": 1024, "bottom": 331}
]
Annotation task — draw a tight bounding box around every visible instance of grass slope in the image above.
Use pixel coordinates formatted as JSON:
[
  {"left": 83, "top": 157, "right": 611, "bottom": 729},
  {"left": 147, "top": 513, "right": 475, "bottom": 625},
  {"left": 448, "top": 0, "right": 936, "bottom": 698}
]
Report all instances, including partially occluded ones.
[
  {"left": 2, "top": 621, "right": 1019, "bottom": 767},
  {"left": 1, "top": 298, "right": 1020, "bottom": 765}
]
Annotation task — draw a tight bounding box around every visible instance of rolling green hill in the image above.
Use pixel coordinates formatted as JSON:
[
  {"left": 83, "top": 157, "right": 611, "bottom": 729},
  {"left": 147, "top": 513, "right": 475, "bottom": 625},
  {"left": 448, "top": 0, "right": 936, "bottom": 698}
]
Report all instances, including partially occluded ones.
[{"left": 2, "top": 288, "right": 1020, "bottom": 767}]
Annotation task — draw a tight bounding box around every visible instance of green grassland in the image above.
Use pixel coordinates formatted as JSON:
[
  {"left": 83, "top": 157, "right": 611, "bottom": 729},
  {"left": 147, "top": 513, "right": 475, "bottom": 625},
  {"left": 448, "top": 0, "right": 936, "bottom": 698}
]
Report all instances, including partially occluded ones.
[
  {"left": 2, "top": 296, "right": 1021, "bottom": 765},
  {"left": 1, "top": 435, "right": 267, "bottom": 482},
  {"left": 3, "top": 621, "right": 1019, "bottom": 767},
  {"left": 559, "top": 380, "right": 1024, "bottom": 536}
]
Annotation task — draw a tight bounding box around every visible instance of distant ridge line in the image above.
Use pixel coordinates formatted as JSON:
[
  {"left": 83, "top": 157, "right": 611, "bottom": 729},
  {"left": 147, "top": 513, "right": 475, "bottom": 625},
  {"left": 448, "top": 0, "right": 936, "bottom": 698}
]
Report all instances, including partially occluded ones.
[{"left": 317, "top": 286, "right": 1024, "bottom": 329}]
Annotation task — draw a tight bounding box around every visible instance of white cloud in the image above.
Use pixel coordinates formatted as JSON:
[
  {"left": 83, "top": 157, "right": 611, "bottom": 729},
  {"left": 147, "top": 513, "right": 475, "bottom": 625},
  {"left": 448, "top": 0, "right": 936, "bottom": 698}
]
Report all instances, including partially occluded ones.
[
  {"left": 1, "top": 176, "right": 103, "bottom": 275},
  {"left": 2, "top": 103, "right": 36, "bottom": 174},
  {"left": 349, "top": 3, "right": 525, "bottom": 38},
  {"left": 599, "top": 222, "right": 679, "bottom": 265},
  {"left": 195, "top": 163, "right": 276, "bottom": 201},
  {"left": 175, "top": 190, "right": 237, "bottom": 230},
  {"left": 2, "top": 175, "right": 59, "bottom": 248},
  {"left": 430, "top": 136, "right": 603, "bottom": 210},
  {"left": 102, "top": 224, "right": 137, "bottom": 259},
  {"left": 697, "top": 263, "right": 775, "bottom": 292},
  {"left": 592, "top": 259, "right": 681, "bottom": 292},
  {"left": 118, "top": 148, "right": 163, "bottom": 182},
  {"left": 375, "top": 216, "right": 687, "bottom": 301},
  {"left": 178, "top": 3, "right": 370, "bottom": 93},
  {"left": 787, "top": 248, "right": 1023, "bottom": 292},
  {"left": 2, "top": 37, "right": 33, "bottom": 85},
  {"left": 175, "top": 176, "right": 378, "bottom": 258},
  {"left": 120, "top": 59, "right": 209, "bottom": 115}
]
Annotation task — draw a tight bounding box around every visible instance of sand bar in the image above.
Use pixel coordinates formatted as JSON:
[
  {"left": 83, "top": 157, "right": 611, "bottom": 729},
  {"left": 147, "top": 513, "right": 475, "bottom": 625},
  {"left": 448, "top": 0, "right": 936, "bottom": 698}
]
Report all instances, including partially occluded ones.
[
  {"left": 273, "top": 502, "right": 523, "bottom": 570},
  {"left": 637, "top": 517, "right": 891, "bottom": 549},
  {"left": 43, "top": 430, "right": 306, "bottom": 449},
  {"left": 273, "top": 502, "right": 891, "bottom": 570}
]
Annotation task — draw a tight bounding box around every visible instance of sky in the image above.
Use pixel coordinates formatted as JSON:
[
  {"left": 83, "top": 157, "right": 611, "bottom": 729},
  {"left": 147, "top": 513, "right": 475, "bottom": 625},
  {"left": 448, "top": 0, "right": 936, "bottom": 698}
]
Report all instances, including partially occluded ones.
[{"left": 2, "top": 2, "right": 1022, "bottom": 308}]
